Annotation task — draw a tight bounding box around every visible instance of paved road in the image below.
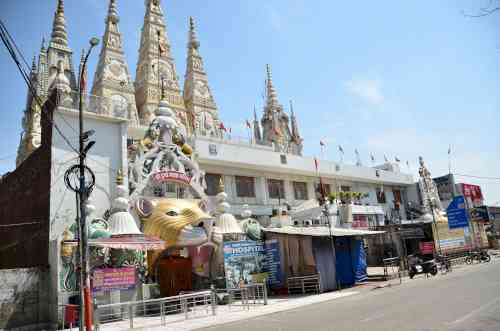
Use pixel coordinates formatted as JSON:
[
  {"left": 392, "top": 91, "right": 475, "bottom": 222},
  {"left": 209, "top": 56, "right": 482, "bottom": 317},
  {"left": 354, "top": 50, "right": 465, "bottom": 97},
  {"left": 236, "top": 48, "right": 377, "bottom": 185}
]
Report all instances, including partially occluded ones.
[{"left": 200, "top": 262, "right": 500, "bottom": 331}]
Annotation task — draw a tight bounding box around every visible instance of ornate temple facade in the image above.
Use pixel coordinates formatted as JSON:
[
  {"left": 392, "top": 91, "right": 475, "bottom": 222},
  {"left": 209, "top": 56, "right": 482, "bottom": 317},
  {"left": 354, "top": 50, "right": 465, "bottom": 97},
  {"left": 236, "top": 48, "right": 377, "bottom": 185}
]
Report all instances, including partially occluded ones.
[
  {"left": 16, "top": 0, "right": 78, "bottom": 166},
  {"left": 254, "top": 65, "right": 303, "bottom": 155},
  {"left": 16, "top": 0, "right": 305, "bottom": 165}
]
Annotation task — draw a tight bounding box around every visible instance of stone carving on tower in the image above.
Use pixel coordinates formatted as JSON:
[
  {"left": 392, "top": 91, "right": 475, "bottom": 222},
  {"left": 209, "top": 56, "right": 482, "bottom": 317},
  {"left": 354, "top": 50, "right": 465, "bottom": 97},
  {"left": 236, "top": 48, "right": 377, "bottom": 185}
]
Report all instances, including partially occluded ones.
[
  {"left": 17, "top": 0, "right": 77, "bottom": 165},
  {"left": 91, "top": 0, "right": 139, "bottom": 125},
  {"left": 252, "top": 107, "right": 262, "bottom": 143},
  {"left": 46, "top": 0, "right": 77, "bottom": 92},
  {"left": 135, "top": 0, "right": 185, "bottom": 125},
  {"left": 418, "top": 156, "right": 444, "bottom": 213},
  {"left": 259, "top": 65, "right": 303, "bottom": 156},
  {"left": 183, "top": 17, "right": 222, "bottom": 138}
]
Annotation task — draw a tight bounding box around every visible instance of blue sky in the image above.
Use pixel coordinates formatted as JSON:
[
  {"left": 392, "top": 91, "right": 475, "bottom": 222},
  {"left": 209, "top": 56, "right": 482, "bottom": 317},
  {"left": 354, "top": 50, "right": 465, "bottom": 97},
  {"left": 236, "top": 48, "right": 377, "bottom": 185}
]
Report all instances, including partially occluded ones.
[{"left": 1, "top": 0, "right": 500, "bottom": 204}]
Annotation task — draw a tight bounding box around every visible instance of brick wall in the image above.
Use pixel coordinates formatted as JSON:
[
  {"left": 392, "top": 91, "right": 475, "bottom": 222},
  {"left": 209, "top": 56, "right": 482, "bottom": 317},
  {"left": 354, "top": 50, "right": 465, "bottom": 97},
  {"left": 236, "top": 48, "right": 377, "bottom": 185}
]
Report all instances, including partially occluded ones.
[{"left": 0, "top": 90, "right": 56, "bottom": 269}]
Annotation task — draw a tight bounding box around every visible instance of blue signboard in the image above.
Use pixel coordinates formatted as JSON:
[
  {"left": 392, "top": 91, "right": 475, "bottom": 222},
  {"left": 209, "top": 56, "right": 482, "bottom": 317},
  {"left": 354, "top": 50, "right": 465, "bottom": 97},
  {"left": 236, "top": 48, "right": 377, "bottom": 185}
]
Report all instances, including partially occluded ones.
[
  {"left": 264, "top": 239, "right": 283, "bottom": 288},
  {"left": 447, "top": 196, "right": 469, "bottom": 229}
]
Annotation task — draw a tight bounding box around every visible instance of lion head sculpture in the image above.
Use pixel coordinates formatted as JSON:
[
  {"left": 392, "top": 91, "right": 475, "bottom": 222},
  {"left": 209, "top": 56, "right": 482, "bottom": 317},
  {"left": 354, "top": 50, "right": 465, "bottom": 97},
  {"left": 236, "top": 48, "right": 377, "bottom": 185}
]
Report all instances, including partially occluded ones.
[{"left": 135, "top": 198, "right": 214, "bottom": 248}]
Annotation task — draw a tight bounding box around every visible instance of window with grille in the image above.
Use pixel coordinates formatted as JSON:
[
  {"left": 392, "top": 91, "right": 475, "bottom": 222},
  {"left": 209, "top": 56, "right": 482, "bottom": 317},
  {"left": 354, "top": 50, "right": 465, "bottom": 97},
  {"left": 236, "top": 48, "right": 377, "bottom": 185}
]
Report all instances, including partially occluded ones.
[
  {"left": 376, "top": 188, "right": 386, "bottom": 203},
  {"left": 267, "top": 179, "right": 285, "bottom": 199},
  {"left": 235, "top": 176, "right": 255, "bottom": 198},
  {"left": 205, "top": 173, "right": 222, "bottom": 196},
  {"left": 293, "top": 181, "right": 309, "bottom": 200}
]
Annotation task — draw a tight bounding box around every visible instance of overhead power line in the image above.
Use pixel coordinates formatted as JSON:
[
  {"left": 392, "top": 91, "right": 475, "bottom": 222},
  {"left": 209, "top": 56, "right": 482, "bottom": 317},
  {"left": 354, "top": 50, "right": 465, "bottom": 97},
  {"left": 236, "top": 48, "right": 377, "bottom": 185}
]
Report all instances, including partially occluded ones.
[
  {"left": 454, "top": 173, "right": 500, "bottom": 181},
  {"left": 0, "top": 19, "right": 80, "bottom": 155}
]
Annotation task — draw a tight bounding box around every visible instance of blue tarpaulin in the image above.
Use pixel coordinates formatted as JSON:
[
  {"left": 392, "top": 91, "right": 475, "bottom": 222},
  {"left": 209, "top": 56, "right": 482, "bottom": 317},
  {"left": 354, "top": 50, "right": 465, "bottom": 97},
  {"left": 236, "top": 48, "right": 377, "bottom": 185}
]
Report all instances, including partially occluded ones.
[
  {"left": 312, "top": 238, "right": 337, "bottom": 291},
  {"left": 350, "top": 239, "right": 368, "bottom": 283},
  {"left": 335, "top": 237, "right": 367, "bottom": 286}
]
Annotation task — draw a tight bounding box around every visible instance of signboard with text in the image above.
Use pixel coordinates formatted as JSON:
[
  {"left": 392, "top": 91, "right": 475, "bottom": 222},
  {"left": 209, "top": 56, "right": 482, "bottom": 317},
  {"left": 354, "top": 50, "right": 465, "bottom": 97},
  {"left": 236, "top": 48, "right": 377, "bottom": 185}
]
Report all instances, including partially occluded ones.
[
  {"left": 92, "top": 267, "right": 136, "bottom": 293},
  {"left": 447, "top": 196, "right": 469, "bottom": 229}
]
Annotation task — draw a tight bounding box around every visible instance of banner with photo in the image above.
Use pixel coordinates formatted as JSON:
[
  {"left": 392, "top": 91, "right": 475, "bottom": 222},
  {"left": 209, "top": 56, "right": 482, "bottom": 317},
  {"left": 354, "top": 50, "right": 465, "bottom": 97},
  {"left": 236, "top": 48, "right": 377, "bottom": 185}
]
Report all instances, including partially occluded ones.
[{"left": 223, "top": 240, "right": 283, "bottom": 289}]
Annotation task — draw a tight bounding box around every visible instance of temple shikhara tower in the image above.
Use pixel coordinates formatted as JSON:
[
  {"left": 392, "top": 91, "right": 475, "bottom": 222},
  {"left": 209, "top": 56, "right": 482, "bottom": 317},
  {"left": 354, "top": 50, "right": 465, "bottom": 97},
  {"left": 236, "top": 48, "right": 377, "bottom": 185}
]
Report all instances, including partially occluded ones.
[
  {"left": 183, "top": 17, "right": 222, "bottom": 138},
  {"left": 15, "top": 0, "right": 305, "bottom": 164},
  {"left": 91, "top": 0, "right": 139, "bottom": 125},
  {"left": 17, "top": 0, "right": 78, "bottom": 165},
  {"left": 256, "top": 65, "right": 303, "bottom": 155},
  {"left": 135, "top": 0, "right": 185, "bottom": 125}
]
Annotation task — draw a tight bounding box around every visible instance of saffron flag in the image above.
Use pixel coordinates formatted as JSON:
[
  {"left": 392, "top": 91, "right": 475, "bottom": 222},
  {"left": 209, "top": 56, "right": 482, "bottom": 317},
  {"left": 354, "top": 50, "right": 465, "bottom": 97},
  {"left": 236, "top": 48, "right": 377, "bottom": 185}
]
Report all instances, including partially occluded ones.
[{"left": 219, "top": 122, "right": 227, "bottom": 132}]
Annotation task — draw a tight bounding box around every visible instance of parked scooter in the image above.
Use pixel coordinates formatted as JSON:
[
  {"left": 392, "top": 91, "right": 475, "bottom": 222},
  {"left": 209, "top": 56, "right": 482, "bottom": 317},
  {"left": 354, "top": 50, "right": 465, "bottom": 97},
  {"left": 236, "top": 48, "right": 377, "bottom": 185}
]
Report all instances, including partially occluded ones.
[
  {"left": 465, "top": 250, "right": 491, "bottom": 264},
  {"left": 408, "top": 255, "right": 438, "bottom": 279}
]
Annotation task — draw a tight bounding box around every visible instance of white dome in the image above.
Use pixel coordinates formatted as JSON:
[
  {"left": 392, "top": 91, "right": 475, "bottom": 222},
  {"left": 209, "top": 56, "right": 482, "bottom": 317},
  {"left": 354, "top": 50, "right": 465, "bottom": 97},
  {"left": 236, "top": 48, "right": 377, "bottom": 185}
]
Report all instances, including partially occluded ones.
[
  {"left": 108, "top": 211, "right": 142, "bottom": 235},
  {"left": 214, "top": 213, "right": 243, "bottom": 234}
]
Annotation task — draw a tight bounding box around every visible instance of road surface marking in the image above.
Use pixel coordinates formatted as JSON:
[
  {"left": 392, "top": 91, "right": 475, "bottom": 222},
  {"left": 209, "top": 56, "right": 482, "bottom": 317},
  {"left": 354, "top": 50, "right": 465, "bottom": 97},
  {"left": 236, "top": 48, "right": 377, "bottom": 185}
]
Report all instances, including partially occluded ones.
[{"left": 447, "top": 296, "right": 500, "bottom": 325}]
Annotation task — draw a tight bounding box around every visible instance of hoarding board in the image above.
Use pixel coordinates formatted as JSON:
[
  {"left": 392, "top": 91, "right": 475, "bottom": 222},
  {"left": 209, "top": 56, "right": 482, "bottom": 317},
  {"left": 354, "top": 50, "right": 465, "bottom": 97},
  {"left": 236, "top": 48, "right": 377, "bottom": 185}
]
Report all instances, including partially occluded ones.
[
  {"left": 223, "top": 240, "right": 283, "bottom": 289},
  {"left": 92, "top": 267, "right": 136, "bottom": 293}
]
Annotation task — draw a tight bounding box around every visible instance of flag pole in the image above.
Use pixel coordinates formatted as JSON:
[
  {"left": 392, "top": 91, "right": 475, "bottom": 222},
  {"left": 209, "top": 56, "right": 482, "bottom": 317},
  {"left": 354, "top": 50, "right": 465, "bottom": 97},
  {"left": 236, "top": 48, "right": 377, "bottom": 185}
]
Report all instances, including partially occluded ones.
[{"left": 448, "top": 145, "right": 452, "bottom": 175}]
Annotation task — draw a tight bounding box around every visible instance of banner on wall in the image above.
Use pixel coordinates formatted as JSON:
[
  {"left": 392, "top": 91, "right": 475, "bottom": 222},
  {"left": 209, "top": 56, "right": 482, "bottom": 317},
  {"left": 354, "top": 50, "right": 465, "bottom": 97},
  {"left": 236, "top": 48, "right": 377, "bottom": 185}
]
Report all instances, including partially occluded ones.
[
  {"left": 92, "top": 267, "right": 136, "bottom": 293},
  {"left": 461, "top": 184, "right": 484, "bottom": 207},
  {"left": 223, "top": 240, "right": 283, "bottom": 289}
]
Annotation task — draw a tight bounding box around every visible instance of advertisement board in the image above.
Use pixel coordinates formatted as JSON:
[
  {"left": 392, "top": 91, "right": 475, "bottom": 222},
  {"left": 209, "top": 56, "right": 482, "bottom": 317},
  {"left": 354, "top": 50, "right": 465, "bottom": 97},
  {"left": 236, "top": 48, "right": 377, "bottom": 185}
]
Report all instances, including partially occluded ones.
[
  {"left": 92, "top": 267, "right": 136, "bottom": 293},
  {"left": 434, "top": 222, "right": 467, "bottom": 252},
  {"left": 223, "top": 240, "right": 283, "bottom": 289},
  {"left": 461, "top": 184, "right": 484, "bottom": 207},
  {"left": 223, "top": 241, "right": 266, "bottom": 288},
  {"left": 470, "top": 206, "right": 490, "bottom": 222}
]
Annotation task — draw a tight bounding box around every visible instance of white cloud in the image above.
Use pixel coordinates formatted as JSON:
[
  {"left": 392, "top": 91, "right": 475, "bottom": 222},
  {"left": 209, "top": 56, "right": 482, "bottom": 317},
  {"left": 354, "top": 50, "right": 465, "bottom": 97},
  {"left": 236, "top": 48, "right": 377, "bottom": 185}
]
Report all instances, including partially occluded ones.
[{"left": 345, "top": 78, "right": 385, "bottom": 106}]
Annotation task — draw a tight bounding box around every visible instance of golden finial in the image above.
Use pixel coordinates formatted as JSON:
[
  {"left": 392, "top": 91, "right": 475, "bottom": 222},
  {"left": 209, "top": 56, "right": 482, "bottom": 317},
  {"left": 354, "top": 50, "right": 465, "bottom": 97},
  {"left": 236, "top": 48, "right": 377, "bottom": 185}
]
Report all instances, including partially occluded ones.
[
  {"left": 116, "top": 168, "right": 124, "bottom": 185},
  {"left": 218, "top": 177, "right": 225, "bottom": 193}
]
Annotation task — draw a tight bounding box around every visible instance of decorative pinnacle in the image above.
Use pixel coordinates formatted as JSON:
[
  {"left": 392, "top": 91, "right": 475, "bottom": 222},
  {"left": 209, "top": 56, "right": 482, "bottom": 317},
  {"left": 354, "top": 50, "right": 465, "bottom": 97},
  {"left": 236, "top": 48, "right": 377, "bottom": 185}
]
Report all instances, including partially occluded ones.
[
  {"left": 40, "top": 37, "right": 46, "bottom": 51},
  {"left": 107, "top": 0, "right": 119, "bottom": 24},
  {"left": 31, "top": 56, "right": 37, "bottom": 72},
  {"left": 50, "top": 0, "right": 68, "bottom": 46},
  {"left": 218, "top": 177, "right": 225, "bottom": 193},
  {"left": 116, "top": 168, "right": 124, "bottom": 185},
  {"left": 289, "top": 100, "right": 294, "bottom": 116},
  {"left": 266, "top": 64, "right": 279, "bottom": 106},
  {"left": 80, "top": 48, "right": 85, "bottom": 63},
  {"left": 188, "top": 16, "right": 200, "bottom": 49},
  {"left": 253, "top": 106, "right": 258, "bottom": 121}
]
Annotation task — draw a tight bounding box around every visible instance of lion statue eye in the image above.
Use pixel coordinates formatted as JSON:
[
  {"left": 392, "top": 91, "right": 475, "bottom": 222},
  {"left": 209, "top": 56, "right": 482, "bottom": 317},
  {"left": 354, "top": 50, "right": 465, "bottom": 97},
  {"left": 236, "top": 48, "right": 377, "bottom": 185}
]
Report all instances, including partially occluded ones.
[{"left": 166, "top": 210, "right": 178, "bottom": 217}]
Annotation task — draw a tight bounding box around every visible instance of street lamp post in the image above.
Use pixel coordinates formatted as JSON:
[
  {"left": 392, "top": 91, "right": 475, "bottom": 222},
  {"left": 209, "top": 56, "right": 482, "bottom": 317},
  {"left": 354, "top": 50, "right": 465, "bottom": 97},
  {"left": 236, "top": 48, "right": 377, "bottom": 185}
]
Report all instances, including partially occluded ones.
[
  {"left": 78, "top": 37, "right": 99, "bottom": 331},
  {"left": 429, "top": 197, "right": 442, "bottom": 256}
]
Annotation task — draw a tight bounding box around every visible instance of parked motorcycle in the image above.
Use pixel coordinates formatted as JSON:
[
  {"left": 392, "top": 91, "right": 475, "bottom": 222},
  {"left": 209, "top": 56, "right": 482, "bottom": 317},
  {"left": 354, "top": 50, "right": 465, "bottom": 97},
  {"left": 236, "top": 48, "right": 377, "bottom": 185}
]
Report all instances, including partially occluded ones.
[
  {"left": 465, "top": 250, "right": 491, "bottom": 264},
  {"left": 408, "top": 255, "right": 438, "bottom": 279}
]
